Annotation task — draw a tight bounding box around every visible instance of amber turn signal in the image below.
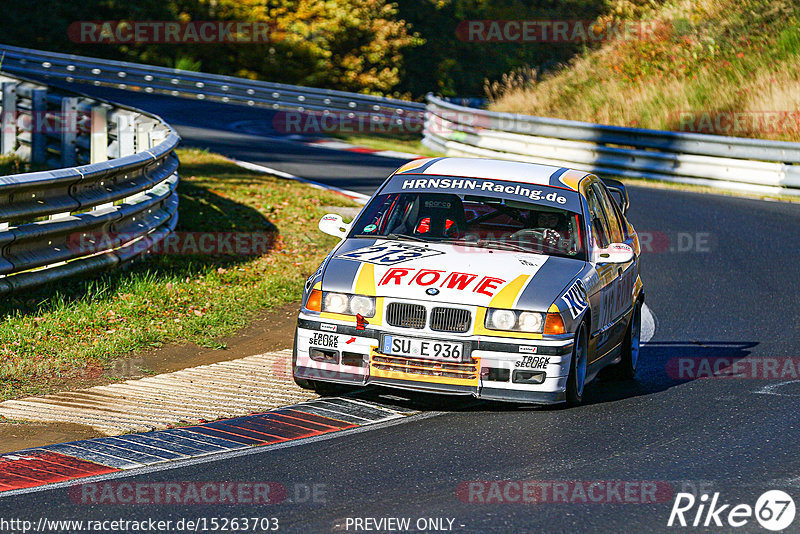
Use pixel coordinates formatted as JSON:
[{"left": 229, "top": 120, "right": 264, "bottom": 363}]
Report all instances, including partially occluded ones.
[
  {"left": 305, "top": 289, "right": 322, "bottom": 312},
  {"left": 543, "top": 312, "right": 565, "bottom": 335}
]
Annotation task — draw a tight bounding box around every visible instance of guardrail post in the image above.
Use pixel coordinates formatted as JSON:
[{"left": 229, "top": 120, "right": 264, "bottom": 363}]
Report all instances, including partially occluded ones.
[
  {"left": 110, "top": 112, "right": 135, "bottom": 158},
  {"left": 30, "top": 88, "right": 47, "bottom": 164},
  {"left": 60, "top": 97, "right": 79, "bottom": 167},
  {"left": 90, "top": 105, "right": 108, "bottom": 164},
  {"left": 1, "top": 82, "right": 18, "bottom": 156},
  {"left": 135, "top": 117, "right": 155, "bottom": 151}
]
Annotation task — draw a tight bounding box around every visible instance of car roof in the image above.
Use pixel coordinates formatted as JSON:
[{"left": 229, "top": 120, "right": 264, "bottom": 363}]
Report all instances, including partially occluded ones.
[{"left": 392, "top": 157, "right": 593, "bottom": 192}]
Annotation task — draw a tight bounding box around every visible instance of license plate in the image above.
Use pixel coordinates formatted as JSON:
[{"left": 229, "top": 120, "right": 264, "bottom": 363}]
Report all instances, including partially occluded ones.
[{"left": 381, "top": 335, "right": 466, "bottom": 362}]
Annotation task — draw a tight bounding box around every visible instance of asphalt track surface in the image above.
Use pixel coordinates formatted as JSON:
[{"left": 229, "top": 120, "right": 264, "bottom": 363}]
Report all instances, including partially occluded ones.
[{"left": 2, "top": 84, "right": 800, "bottom": 533}]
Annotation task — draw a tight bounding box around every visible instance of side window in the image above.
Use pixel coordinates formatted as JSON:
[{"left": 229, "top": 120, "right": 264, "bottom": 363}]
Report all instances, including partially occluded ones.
[
  {"left": 585, "top": 187, "right": 610, "bottom": 248},
  {"left": 592, "top": 183, "right": 624, "bottom": 243}
]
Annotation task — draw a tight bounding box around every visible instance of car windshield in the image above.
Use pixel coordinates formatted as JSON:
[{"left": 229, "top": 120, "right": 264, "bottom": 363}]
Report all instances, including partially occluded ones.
[{"left": 350, "top": 191, "right": 586, "bottom": 260}]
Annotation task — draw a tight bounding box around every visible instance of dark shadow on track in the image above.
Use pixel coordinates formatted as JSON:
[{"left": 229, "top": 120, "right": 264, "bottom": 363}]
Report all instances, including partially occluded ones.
[{"left": 327, "top": 340, "right": 760, "bottom": 414}]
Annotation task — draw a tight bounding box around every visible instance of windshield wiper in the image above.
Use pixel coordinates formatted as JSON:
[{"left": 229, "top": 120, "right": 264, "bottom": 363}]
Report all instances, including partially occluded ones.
[
  {"left": 477, "top": 239, "right": 534, "bottom": 253},
  {"left": 385, "top": 233, "right": 429, "bottom": 243}
]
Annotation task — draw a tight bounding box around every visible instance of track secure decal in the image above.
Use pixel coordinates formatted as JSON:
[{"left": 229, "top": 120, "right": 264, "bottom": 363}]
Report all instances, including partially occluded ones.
[
  {"left": 516, "top": 356, "right": 551, "bottom": 369},
  {"left": 338, "top": 242, "right": 445, "bottom": 266},
  {"left": 561, "top": 279, "right": 589, "bottom": 319},
  {"left": 309, "top": 333, "right": 339, "bottom": 348}
]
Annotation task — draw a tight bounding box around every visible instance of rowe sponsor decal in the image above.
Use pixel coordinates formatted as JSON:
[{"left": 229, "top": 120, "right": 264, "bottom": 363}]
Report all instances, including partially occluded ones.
[
  {"left": 339, "top": 242, "right": 445, "bottom": 266},
  {"left": 378, "top": 268, "right": 506, "bottom": 297}
]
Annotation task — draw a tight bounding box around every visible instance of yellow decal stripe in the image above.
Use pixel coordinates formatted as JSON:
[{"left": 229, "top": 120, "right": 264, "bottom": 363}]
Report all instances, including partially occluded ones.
[
  {"left": 489, "top": 275, "right": 529, "bottom": 309},
  {"left": 559, "top": 169, "right": 589, "bottom": 191},
  {"left": 369, "top": 367, "right": 478, "bottom": 387},
  {"left": 395, "top": 158, "right": 433, "bottom": 174},
  {"left": 354, "top": 263, "right": 375, "bottom": 296}
]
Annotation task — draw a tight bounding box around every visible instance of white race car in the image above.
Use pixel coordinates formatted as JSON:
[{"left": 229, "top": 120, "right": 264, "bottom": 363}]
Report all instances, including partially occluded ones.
[{"left": 293, "top": 157, "right": 644, "bottom": 405}]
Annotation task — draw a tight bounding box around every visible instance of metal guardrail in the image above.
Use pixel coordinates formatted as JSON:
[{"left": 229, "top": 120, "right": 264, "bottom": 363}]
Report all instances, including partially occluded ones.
[
  {"left": 423, "top": 95, "right": 800, "bottom": 196},
  {"left": 0, "top": 73, "right": 179, "bottom": 294},
  {"left": 0, "top": 44, "right": 425, "bottom": 127}
]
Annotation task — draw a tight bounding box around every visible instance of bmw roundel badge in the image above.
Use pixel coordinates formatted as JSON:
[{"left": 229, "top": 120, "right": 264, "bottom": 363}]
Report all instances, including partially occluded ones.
[{"left": 426, "top": 288, "right": 440, "bottom": 296}]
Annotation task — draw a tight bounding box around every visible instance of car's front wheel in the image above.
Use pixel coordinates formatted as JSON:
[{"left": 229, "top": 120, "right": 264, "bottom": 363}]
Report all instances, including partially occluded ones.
[
  {"left": 565, "top": 323, "right": 588, "bottom": 406},
  {"left": 607, "top": 300, "right": 642, "bottom": 381}
]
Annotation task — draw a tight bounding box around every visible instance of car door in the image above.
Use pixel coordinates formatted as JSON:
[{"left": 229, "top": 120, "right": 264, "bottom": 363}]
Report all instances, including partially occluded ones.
[
  {"left": 584, "top": 183, "right": 617, "bottom": 360},
  {"left": 592, "top": 182, "right": 636, "bottom": 351}
]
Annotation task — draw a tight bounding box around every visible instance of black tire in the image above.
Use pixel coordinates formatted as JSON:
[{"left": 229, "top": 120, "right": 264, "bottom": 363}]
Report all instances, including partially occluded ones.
[
  {"left": 566, "top": 323, "right": 588, "bottom": 406},
  {"left": 607, "top": 300, "right": 642, "bottom": 381}
]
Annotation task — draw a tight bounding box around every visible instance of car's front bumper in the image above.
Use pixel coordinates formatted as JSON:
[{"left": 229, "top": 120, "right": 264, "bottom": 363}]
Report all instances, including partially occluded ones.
[{"left": 293, "top": 313, "right": 574, "bottom": 404}]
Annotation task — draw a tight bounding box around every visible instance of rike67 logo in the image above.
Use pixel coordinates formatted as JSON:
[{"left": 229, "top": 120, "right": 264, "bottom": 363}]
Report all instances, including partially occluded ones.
[{"left": 668, "top": 490, "right": 796, "bottom": 531}]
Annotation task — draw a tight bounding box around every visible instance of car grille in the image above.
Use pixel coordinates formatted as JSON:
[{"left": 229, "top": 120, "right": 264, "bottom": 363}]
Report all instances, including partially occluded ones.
[
  {"left": 372, "top": 354, "right": 479, "bottom": 380},
  {"left": 386, "top": 302, "right": 426, "bottom": 329},
  {"left": 429, "top": 307, "right": 471, "bottom": 333}
]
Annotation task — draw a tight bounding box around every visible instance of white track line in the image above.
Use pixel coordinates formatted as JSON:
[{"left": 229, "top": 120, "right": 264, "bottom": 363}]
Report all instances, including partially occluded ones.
[
  {"left": 642, "top": 303, "right": 656, "bottom": 345},
  {"left": 230, "top": 158, "right": 369, "bottom": 204}
]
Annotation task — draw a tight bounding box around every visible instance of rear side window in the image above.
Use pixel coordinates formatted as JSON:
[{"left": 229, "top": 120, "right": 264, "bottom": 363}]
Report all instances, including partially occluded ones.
[
  {"left": 585, "top": 186, "right": 610, "bottom": 248},
  {"left": 592, "top": 183, "right": 624, "bottom": 243}
]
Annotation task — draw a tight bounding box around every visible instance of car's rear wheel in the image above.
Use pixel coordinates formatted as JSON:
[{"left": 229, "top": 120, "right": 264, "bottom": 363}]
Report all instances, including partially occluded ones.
[
  {"left": 566, "top": 323, "right": 588, "bottom": 406},
  {"left": 607, "top": 300, "right": 641, "bottom": 381}
]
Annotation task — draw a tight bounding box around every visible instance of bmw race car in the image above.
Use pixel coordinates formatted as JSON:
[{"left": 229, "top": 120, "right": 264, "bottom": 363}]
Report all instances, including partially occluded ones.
[{"left": 293, "top": 157, "right": 644, "bottom": 405}]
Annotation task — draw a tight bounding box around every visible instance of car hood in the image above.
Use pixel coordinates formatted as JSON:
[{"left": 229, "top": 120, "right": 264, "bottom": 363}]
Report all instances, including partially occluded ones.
[{"left": 321, "top": 239, "right": 585, "bottom": 311}]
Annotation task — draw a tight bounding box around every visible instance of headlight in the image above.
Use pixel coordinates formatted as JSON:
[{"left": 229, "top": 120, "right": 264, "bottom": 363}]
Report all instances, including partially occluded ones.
[
  {"left": 518, "top": 312, "right": 544, "bottom": 332},
  {"left": 488, "top": 309, "right": 517, "bottom": 330},
  {"left": 350, "top": 295, "right": 375, "bottom": 317},
  {"left": 485, "top": 308, "right": 545, "bottom": 333},
  {"left": 321, "top": 292, "right": 376, "bottom": 318},
  {"left": 323, "top": 292, "right": 349, "bottom": 314}
]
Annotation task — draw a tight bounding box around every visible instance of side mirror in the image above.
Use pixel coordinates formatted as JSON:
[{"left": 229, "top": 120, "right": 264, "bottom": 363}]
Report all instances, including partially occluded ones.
[
  {"left": 319, "top": 213, "right": 351, "bottom": 239},
  {"left": 598, "top": 243, "right": 634, "bottom": 264}
]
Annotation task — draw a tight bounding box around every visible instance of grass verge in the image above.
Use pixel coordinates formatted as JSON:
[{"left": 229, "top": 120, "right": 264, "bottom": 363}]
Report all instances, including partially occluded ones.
[
  {"left": 488, "top": 0, "right": 800, "bottom": 142},
  {"left": 0, "top": 148, "right": 356, "bottom": 401}
]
